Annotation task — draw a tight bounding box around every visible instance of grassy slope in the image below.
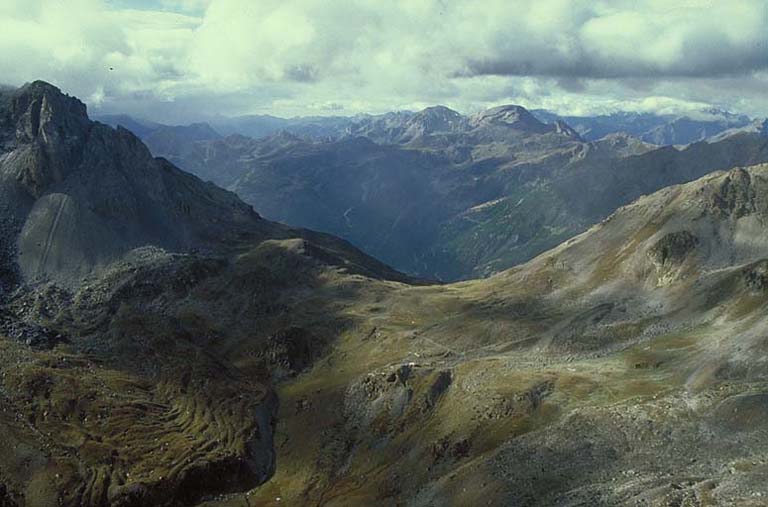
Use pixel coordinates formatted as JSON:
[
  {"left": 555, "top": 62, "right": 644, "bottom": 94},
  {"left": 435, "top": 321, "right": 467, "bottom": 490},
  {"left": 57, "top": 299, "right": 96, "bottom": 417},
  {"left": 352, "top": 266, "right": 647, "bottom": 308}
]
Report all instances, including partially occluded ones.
[{"left": 209, "top": 165, "right": 768, "bottom": 506}]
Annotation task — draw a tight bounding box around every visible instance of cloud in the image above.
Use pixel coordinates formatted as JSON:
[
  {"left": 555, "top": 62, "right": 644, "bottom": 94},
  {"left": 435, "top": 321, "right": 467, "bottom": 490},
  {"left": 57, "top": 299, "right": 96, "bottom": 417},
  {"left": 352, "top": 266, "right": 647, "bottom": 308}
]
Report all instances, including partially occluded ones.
[
  {"left": 2, "top": 0, "right": 768, "bottom": 121},
  {"left": 458, "top": 0, "right": 768, "bottom": 79},
  {"left": 0, "top": 0, "right": 199, "bottom": 104}
]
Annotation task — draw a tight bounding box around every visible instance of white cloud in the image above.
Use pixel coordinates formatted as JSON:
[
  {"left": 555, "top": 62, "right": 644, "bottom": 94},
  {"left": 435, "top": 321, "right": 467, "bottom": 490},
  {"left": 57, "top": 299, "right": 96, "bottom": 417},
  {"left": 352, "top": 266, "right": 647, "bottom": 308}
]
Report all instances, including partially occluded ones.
[{"left": 1, "top": 0, "right": 768, "bottom": 121}]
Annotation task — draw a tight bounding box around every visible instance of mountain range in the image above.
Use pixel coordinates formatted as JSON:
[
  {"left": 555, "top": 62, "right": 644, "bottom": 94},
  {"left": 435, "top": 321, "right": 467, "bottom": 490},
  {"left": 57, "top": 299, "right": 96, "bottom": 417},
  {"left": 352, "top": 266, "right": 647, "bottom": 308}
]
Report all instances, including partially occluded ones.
[
  {"left": 99, "top": 105, "right": 756, "bottom": 147},
  {"left": 532, "top": 108, "right": 754, "bottom": 145},
  {"left": 2, "top": 82, "right": 768, "bottom": 506},
  {"left": 110, "top": 105, "right": 768, "bottom": 281}
]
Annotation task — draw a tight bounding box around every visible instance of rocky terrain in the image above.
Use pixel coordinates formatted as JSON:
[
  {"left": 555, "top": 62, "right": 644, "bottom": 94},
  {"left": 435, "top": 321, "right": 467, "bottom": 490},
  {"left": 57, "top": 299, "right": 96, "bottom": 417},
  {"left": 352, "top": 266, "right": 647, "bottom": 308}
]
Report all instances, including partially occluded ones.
[
  {"left": 3, "top": 82, "right": 768, "bottom": 507},
  {"left": 0, "top": 82, "right": 414, "bottom": 507}
]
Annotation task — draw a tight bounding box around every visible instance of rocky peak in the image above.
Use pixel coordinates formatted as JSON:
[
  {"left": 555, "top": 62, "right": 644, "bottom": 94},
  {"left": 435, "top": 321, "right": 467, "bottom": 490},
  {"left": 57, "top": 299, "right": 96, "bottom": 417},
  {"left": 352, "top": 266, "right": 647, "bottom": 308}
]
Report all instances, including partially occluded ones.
[
  {"left": 647, "top": 230, "right": 699, "bottom": 268},
  {"left": 1, "top": 82, "right": 92, "bottom": 198},
  {"left": 469, "top": 105, "right": 551, "bottom": 134},
  {"left": 412, "top": 105, "right": 463, "bottom": 124},
  {"left": 707, "top": 167, "right": 758, "bottom": 218},
  {"left": 552, "top": 120, "right": 583, "bottom": 140},
  {"left": 12, "top": 80, "right": 89, "bottom": 144},
  {"left": 0, "top": 80, "right": 272, "bottom": 286},
  {"left": 402, "top": 105, "right": 466, "bottom": 140}
]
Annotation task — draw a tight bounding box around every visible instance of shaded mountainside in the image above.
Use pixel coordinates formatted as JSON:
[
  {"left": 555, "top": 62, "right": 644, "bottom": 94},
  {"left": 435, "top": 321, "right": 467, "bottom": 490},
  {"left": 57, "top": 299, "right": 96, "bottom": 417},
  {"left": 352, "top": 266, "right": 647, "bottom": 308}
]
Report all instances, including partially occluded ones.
[
  {"left": 0, "top": 81, "right": 271, "bottom": 287},
  {"left": 145, "top": 108, "right": 768, "bottom": 280}
]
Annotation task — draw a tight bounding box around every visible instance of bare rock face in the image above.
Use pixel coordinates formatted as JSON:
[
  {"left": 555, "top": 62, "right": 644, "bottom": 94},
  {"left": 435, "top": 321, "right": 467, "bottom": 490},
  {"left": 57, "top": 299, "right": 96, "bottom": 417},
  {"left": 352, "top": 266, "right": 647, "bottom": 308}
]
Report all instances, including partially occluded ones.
[
  {"left": 0, "top": 81, "right": 273, "bottom": 287},
  {"left": 647, "top": 230, "right": 699, "bottom": 268},
  {"left": 258, "top": 326, "right": 319, "bottom": 380},
  {"left": 552, "top": 119, "right": 583, "bottom": 140},
  {"left": 10, "top": 81, "right": 90, "bottom": 197},
  {"left": 742, "top": 260, "right": 768, "bottom": 292},
  {"left": 708, "top": 167, "right": 759, "bottom": 218}
]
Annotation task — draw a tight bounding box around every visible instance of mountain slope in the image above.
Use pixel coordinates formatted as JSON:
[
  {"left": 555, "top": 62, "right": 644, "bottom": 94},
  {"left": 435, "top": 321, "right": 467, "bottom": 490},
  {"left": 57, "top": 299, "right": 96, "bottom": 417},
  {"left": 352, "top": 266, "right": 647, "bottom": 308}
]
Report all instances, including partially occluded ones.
[
  {"left": 0, "top": 82, "right": 410, "bottom": 288},
  {"left": 0, "top": 82, "right": 415, "bottom": 507},
  {"left": 231, "top": 164, "right": 768, "bottom": 506},
  {"left": 440, "top": 132, "right": 768, "bottom": 276}
]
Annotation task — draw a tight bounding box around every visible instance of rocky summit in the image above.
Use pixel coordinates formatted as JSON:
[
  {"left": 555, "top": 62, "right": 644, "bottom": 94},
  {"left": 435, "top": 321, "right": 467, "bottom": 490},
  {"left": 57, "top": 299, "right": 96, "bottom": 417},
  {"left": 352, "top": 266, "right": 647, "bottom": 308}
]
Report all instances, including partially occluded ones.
[{"left": 1, "top": 82, "right": 768, "bottom": 507}]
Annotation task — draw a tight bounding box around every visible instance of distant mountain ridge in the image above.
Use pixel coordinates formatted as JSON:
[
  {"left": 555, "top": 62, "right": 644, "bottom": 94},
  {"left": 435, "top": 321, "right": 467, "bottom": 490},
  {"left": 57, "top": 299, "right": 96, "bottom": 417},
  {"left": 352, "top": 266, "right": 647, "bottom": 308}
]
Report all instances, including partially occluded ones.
[
  {"left": 533, "top": 108, "right": 755, "bottom": 145},
  {"left": 94, "top": 102, "right": 768, "bottom": 281},
  {"left": 97, "top": 105, "right": 758, "bottom": 148},
  {"left": 708, "top": 118, "right": 768, "bottom": 143}
]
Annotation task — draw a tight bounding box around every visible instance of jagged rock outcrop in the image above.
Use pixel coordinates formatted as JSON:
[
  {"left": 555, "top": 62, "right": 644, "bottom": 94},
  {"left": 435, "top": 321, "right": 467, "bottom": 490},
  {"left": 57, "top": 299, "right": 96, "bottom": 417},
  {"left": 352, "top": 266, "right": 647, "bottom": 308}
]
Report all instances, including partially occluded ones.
[
  {"left": 707, "top": 167, "right": 759, "bottom": 217},
  {"left": 647, "top": 230, "right": 699, "bottom": 267}
]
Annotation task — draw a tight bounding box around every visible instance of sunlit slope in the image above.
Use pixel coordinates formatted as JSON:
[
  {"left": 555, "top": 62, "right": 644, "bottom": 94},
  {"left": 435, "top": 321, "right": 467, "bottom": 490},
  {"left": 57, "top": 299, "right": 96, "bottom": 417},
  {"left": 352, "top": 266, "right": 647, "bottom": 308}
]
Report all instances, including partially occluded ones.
[{"left": 227, "top": 164, "right": 768, "bottom": 507}]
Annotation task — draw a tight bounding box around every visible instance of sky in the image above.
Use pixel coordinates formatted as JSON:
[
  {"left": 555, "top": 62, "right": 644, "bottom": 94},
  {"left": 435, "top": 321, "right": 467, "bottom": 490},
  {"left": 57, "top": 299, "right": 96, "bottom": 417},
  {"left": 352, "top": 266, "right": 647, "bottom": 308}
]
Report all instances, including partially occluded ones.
[{"left": 1, "top": 0, "right": 767, "bottom": 122}]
